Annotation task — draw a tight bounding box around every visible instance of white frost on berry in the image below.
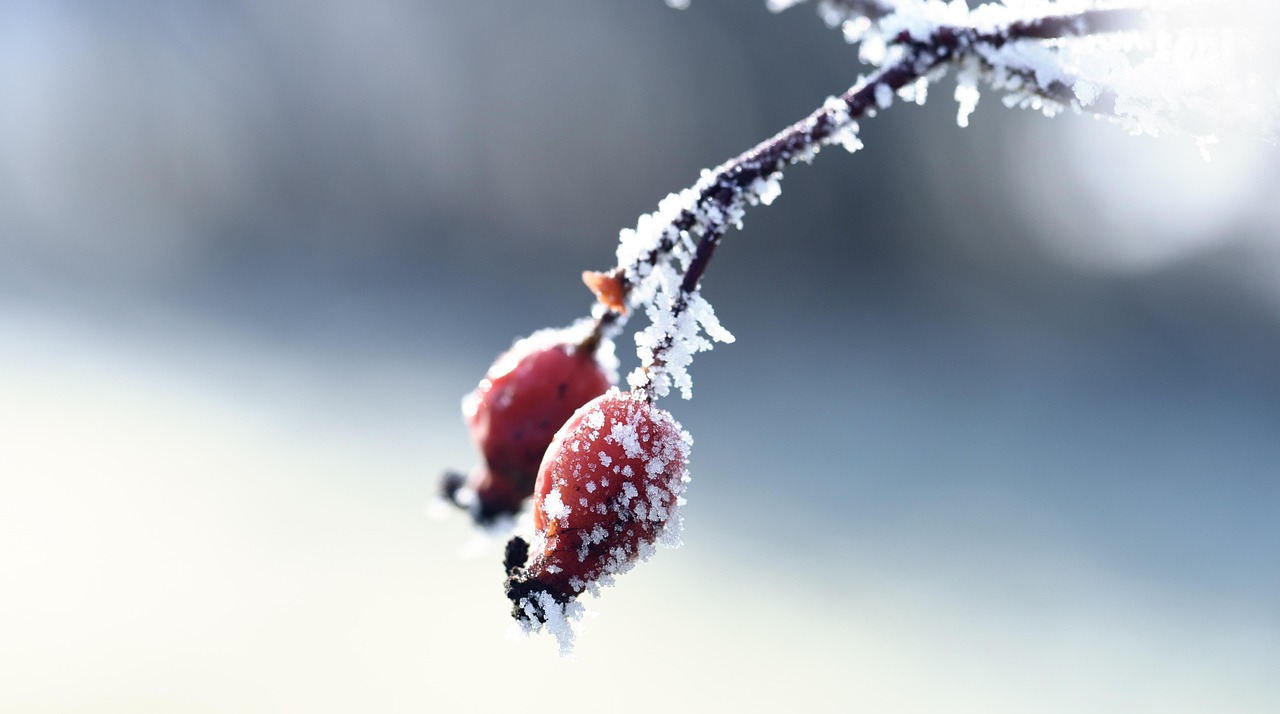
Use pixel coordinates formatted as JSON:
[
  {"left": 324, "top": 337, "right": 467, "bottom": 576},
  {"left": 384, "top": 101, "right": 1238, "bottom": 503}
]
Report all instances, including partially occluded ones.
[
  {"left": 513, "top": 591, "right": 586, "bottom": 657},
  {"left": 608, "top": 421, "right": 643, "bottom": 459},
  {"left": 620, "top": 481, "right": 639, "bottom": 506},
  {"left": 542, "top": 488, "right": 569, "bottom": 523},
  {"left": 515, "top": 390, "right": 693, "bottom": 653}
]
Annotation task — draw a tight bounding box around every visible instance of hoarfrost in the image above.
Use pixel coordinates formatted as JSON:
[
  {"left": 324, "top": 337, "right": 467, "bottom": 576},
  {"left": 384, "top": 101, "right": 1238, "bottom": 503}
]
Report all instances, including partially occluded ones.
[
  {"left": 645, "top": 457, "right": 667, "bottom": 476},
  {"left": 844, "top": 15, "right": 874, "bottom": 45},
  {"left": 875, "top": 82, "right": 894, "bottom": 110},
  {"left": 621, "top": 481, "right": 639, "bottom": 505},
  {"left": 806, "top": 0, "right": 1279, "bottom": 146},
  {"left": 628, "top": 285, "right": 733, "bottom": 399},
  {"left": 832, "top": 120, "right": 864, "bottom": 153},
  {"left": 514, "top": 592, "right": 586, "bottom": 657},
  {"left": 542, "top": 488, "right": 569, "bottom": 523},
  {"left": 954, "top": 59, "right": 982, "bottom": 128},
  {"left": 1195, "top": 133, "right": 1220, "bottom": 163},
  {"left": 899, "top": 76, "right": 929, "bottom": 106},
  {"left": 610, "top": 422, "right": 643, "bottom": 458},
  {"left": 749, "top": 176, "right": 783, "bottom": 206}
]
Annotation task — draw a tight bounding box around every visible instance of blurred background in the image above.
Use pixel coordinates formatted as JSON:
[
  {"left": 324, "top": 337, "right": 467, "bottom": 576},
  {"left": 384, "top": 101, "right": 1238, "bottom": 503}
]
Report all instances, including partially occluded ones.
[{"left": 2, "top": 1, "right": 1277, "bottom": 712}]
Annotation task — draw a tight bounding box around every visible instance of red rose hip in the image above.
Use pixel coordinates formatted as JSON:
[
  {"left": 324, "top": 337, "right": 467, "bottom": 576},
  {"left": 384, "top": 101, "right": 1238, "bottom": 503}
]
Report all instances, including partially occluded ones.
[
  {"left": 444, "top": 323, "right": 615, "bottom": 524},
  {"left": 505, "top": 387, "right": 691, "bottom": 623}
]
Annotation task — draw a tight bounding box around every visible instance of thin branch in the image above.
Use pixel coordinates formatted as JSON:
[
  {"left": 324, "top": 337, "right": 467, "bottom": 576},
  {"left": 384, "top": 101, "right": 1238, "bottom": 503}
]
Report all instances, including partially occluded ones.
[
  {"left": 600, "top": 3, "right": 1173, "bottom": 398},
  {"left": 617, "top": 51, "right": 941, "bottom": 398},
  {"left": 609, "top": 5, "right": 1155, "bottom": 307}
]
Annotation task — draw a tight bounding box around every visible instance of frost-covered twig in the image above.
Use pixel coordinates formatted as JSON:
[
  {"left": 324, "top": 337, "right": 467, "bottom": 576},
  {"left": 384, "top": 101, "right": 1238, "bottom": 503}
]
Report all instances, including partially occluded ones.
[
  {"left": 606, "top": 50, "right": 939, "bottom": 399},
  {"left": 812, "top": 2, "right": 1275, "bottom": 137},
  {"left": 604, "top": 1, "right": 1209, "bottom": 400}
]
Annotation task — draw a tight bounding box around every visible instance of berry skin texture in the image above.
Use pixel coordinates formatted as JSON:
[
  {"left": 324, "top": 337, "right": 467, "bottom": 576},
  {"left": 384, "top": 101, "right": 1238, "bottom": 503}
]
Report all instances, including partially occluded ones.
[
  {"left": 506, "top": 387, "right": 691, "bottom": 621},
  {"left": 454, "top": 326, "right": 613, "bottom": 523}
]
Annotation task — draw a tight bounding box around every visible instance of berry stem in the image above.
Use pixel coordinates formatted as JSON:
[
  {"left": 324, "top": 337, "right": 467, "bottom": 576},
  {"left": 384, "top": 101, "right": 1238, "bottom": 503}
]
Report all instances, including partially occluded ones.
[{"left": 579, "top": 309, "right": 621, "bottom": 356}]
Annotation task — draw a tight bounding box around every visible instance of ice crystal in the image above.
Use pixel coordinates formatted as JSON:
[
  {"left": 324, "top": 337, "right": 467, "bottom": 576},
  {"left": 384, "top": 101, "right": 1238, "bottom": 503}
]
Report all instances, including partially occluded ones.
[{"left": 513, "top": 591, "right": 586, "bottom": 656}]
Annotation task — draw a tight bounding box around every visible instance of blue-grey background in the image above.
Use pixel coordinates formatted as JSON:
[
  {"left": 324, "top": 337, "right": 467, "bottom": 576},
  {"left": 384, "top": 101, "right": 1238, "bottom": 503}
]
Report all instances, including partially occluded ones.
[{"left": 2, "top": 1, "right": 1277, "bottom": 712}]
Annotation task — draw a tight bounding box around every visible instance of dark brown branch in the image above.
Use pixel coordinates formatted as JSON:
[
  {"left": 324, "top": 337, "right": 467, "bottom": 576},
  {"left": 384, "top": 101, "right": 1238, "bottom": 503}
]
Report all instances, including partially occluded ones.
[
  {"left": 607, "top": 6, "right": 1155, "bottom": 314},
  {"left": 626, "top": 51, "right": 941, "bottom": 395},
  {"left": 602, "top": 4, "right": 1161, "bottom": 396}
]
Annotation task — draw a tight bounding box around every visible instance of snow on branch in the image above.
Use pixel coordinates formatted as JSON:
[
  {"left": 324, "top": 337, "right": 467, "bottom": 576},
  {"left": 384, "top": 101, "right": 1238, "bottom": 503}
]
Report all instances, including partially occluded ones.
[
  {"left": 606, "top": 0, "right": 1278, "bottom": 401},
  {"left": 795, "top": 1, "right": 1277, "bottom": 140},
  {"left": 607, "top": 54, "right": 937, "bottom": 400}
]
